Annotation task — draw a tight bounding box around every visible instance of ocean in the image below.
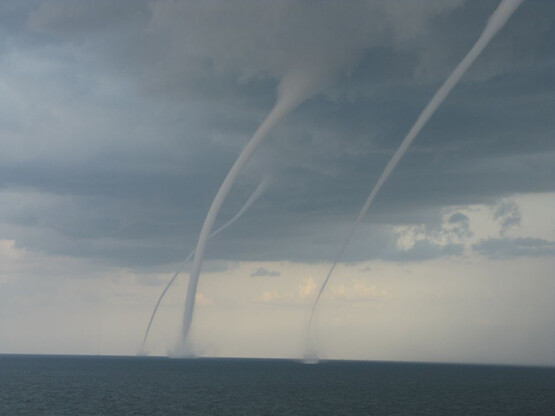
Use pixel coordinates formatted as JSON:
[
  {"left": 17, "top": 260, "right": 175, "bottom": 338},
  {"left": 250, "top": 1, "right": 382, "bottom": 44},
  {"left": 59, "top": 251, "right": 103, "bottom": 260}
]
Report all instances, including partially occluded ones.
[{"left": 1, "top": 355, "right": 554, "bottom": 415}]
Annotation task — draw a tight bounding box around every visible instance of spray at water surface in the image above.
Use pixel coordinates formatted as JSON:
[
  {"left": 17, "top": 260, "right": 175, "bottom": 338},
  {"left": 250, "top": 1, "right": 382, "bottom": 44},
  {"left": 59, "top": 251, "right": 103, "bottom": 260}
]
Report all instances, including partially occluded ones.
[{"left": 140, "top": 177, "right": 270, "bottom": 354}]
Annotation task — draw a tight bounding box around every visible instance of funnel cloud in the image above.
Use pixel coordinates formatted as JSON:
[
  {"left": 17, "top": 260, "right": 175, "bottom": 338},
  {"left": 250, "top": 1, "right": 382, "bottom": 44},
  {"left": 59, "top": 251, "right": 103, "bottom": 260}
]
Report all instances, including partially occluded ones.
[
  {"left": 140, "top": 176, "right": 270, "bottom": 353},
  {"left": 177, "top": 64, "right": 339, "bottom": 354},
  {"left": 306, "top": 0, "right": 526, "bottom": 356}
]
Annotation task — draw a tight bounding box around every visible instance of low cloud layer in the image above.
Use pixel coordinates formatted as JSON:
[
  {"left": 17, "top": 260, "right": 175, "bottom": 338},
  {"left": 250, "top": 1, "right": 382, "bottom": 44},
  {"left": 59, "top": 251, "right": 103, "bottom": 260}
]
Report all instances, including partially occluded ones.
[
  {"left": 473, "top": 237, "right": 555, "bottom": 258},
  {"left": 250, "top": 267, "right": 281, "bottom": 278}
]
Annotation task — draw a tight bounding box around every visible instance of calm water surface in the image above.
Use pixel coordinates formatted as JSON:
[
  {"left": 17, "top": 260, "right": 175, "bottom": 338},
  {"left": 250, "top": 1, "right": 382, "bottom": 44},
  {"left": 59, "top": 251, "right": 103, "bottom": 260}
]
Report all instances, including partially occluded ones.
[{"left": 1, "top": 355, "right": 554, "bottom": 415}]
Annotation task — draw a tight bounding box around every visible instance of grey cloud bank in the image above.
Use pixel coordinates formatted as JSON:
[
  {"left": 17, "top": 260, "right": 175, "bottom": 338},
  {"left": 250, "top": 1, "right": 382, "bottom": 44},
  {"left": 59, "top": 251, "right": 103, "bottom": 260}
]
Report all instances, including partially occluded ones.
[{"left": 0, "top": 0, "right": 553, "bottom": 268}]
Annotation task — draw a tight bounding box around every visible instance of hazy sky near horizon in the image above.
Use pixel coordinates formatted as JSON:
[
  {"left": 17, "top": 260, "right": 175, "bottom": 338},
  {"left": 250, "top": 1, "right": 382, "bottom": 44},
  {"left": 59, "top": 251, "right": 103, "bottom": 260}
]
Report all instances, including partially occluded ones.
[{"left": 0, "top": 0, "right": 554, "bottom": 366}]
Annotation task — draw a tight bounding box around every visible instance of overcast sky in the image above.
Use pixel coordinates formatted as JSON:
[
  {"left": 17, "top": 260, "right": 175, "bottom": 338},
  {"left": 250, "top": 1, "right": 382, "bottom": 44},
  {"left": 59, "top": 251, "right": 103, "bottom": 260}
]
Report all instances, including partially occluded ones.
[{"left": 0, "top": 0, "right": 554, "bottom": 366}]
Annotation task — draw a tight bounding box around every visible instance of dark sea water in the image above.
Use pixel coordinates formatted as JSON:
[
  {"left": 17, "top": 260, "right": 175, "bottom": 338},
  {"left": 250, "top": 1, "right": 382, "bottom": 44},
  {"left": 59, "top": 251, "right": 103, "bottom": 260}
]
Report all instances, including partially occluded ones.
[{"left": 1, "top": 355, "right": 554, "bottom": 416}]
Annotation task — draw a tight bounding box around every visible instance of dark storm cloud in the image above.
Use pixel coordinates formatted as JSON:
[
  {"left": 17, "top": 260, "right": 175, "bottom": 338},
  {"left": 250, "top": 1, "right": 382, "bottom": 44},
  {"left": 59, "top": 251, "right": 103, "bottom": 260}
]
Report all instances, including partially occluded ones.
[
  {"left": 493, "top": 200, "right": 521, "bottom": 236},
  {"left": 447, "top": 213, "right": 473, "bottom": 239},
  {"left": 27, "top": 0, "right": 148, "bottom": 36},
  {"left": 0, "top": 1, "right": 553, "bottom": 267},
  {"left": 448, "top": 213, "right": 470, "bottom": 228}
]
